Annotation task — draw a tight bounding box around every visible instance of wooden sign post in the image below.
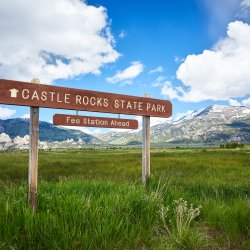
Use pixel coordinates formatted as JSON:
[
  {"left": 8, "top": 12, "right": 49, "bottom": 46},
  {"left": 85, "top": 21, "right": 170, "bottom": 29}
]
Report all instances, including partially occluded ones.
[
  {"left": 142, "top": 94, "right": 150, "bottom": 187},
  {"left": 0, "top": 78, "right": 172, "bottom": 207},
  {"left": 28, "top": 78, "right": 40, "bottom": 211}
]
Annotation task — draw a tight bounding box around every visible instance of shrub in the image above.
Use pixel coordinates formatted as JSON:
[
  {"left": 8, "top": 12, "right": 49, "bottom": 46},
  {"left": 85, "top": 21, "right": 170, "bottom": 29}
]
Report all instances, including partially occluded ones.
[
  {"left": 220, "top": 143, "right": 244, "bottom": 149},
  {"left": 159, "top": 198, "right": 205, "bottom": 248}
]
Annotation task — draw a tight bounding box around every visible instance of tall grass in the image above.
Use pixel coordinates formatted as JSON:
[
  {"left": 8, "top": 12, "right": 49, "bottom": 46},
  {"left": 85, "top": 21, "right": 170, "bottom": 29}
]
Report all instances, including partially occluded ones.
[{"left": 0, "top": 148, "right": 249, "bottom": 249}]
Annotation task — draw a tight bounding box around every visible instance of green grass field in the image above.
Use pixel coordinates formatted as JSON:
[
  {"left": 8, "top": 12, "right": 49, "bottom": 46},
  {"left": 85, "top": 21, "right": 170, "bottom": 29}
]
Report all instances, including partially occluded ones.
[{"left": 0, "top": 148, "right": 249, "bottom": 249}]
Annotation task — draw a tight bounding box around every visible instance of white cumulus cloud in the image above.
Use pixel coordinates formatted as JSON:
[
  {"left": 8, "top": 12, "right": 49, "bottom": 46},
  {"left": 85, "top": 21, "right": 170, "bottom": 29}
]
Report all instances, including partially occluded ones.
[
  {"left": 201, "top": 0, "right": 241, "bottom": 36},
  {"left": 0, "top": 107, "right": 16, "bottom": 119},
  {"left": 21, "top": 113, "right": 30, "bottom": 119},
  {"left": 151, "top": 76, "right": 167, "bottom": 87},
  {"left": 174, "top": 56, "right": 184, "bottom": 63},
  {"left": 149, "top": 66, "right": 164, "bottom": 74},
  {"left": 106, "top": 61, "right": 144, "bottom": 84},
  {"left": 176, "top": 21, "right": 250, "bottom": 102},
  {"left": 161, "top": 81, "right": 182, "bottom": 99},
  {"left": 118, "top": 30, "right": 126, "bottom": 39},
  {"left": 0, "top": 0, "right": 120, "bottom": 84},
  {"left": 238, "top": 0, "right": 250, "bottom": 18},
  {"left": 228, "top": 99, "right": 242, "bottom": 106},
  {"left": 135, "top": 116, "right": 171, "bottom": 128},
  {"left": 241, "top": 0, "right": 250, "bottom": 8},
  {"left": 242, "top": 97, "right": 250, "bottom": 107}
]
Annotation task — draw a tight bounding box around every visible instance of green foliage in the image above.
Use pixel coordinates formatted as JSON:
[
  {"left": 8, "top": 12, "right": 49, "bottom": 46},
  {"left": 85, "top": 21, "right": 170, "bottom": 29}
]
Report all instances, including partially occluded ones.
[
  {"left": 220, "top": 142, "right": 244, "bottom": 149},
  {"left": 126, "top": 140, "right": 142, "bottom": 145},
  {"left": 0, "top": 148, "right": 249, "bottom": 249}
]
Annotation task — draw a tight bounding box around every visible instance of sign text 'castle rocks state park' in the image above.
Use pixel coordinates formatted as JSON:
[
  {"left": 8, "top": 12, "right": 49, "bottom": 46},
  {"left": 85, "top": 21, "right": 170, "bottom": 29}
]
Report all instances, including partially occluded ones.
[{"left": 0, "top": 79, "right": 172, "bottom": 118}]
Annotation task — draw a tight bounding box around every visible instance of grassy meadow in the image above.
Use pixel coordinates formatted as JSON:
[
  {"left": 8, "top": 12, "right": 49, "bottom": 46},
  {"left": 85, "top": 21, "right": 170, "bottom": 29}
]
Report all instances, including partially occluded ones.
[{"left": 0, "top": 148, "right": 249, "bottom": 249}]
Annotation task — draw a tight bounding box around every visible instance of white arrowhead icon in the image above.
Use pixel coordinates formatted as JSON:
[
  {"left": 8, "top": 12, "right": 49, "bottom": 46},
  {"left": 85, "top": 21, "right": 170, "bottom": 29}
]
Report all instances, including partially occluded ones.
[{"left": 9, "top": 88, "right": 19, "bottom": 98}]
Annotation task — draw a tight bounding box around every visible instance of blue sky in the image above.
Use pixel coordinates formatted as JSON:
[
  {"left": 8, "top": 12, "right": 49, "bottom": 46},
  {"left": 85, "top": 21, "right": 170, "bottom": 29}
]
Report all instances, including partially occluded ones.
[{"left": 0, "top": 0, "right": 250, "bottom": 133}]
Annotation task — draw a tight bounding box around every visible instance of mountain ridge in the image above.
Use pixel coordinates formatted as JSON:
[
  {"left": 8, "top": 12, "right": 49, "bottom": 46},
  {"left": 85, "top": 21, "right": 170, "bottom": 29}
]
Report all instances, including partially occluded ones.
[
  {"left": 0, "top": 118, "right": 103, "bottom": 150},
  {"left": 96, "top": 105, "right": 250, "bottom": 145},
  {"left": 0, "top": 105, "right": 249, "bottom": 149}
]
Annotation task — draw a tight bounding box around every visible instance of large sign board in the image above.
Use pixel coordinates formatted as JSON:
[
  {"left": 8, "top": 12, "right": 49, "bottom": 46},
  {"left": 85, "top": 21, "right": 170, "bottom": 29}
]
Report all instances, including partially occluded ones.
[
  {"left": 0, "top": 79, "right": 172, "bottom": 117},
  {"left": 53, "top": 114, "right": 138, "bottom": 129}
]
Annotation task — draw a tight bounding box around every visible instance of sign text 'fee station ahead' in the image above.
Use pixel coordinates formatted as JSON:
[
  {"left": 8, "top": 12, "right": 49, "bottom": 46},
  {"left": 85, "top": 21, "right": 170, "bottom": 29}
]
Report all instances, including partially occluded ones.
[{"left": 53, "top": 114, "right": 139, "bottom": 129}]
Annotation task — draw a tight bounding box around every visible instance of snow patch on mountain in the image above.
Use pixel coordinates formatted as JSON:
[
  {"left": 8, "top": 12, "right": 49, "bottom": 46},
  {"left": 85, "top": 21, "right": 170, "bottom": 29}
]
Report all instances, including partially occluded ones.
[{"left": 173, "top": 108, "right": 204, "bottom": 124}]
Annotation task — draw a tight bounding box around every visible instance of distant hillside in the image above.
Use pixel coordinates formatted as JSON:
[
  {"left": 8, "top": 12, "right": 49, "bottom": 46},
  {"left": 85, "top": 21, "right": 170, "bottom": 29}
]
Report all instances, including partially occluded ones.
[
  {"left": 0, "top": 118, "right": 100, "bottom": 143},
  {"left": 0, "top": 105, "right": 249, "bottom": 150}
]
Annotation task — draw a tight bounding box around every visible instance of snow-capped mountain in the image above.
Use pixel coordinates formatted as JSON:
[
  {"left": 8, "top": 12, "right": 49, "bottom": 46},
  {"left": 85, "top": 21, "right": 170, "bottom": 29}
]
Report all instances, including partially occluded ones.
[
  {"left": 150, "top": 105, "right": 250, "bottom": 144},
  {"left": 95, "top": 105, "right": 250, "bottom": 145},
  {"left": 0, "top": 105, "right": 249, "bottom": 149}
]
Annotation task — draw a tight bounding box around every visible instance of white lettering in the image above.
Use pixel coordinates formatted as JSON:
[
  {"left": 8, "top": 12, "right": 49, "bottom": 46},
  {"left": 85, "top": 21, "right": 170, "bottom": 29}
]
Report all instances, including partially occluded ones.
[
  {"left": 66, "top": 117, "right": 81, "bottom": 124},
  {"left": 76, "top": 95, "right": 81, "bottom": 104},
  {"left": 96, "top": 98, "right": 102, "bottom": 106},
  {"left": 56, "top": 93, "right": 63, "bottom": 103},
  {"left": 161, "top": 105, "right": 166, "bottom": 112},
  {"left": 49, "top": 92, "right": 55, "bottom": 101},
  {"left": 65, "top": 94, "right": 70, "bottom": 104},
  {"left": 120, "top": 100, "right": 125, "bottom": 109},
  {"left": 31, "top": 90, "right": 39, "bottom": 100},
  {"left": 82, "top": 96, "right": 89, "bottom": 105},
  {"left": 114, "top": 99, "right": 119, "bottom": 108},
  {"left": 126, "top": 101, "right": 132, "bottom": 109},
  {"left": 103, "top": 98, "right": 109, "bottom": 107},
  {"left": 146, "top": 103, "right": 151, "bottom": 111},
  {"left": 90, "top": 97, "right": 96, "bottom": 106},
  {"left": 113, "top": 100, "right": 145, "bottom": 111},
  {"left": 151, "top": 104, "right": 156, "bottom": 112},
  {"left": 157, "top": 104, "right": 161, "bottom": 112},
  {"left": 110, "top": 120, "right": 129, "bottom": 127},
  {"left": 22, "top": 89, "right": 29, "bottom": 99},
  {"left": 138, "top": 102, "right": 143, "bottom": 111},
  {"left": 41, "top": 91, "right": 47, "bottom": 101}
]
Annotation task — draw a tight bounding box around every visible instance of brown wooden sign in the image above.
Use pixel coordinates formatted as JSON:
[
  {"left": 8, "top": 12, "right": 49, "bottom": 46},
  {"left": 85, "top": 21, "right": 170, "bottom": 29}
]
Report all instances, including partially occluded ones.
[
  {"left": 53, "top": 114, "right": 138, "bottom": 129},
  {"left": 0, "top": 79, "right": 172, "bottom": 117}
]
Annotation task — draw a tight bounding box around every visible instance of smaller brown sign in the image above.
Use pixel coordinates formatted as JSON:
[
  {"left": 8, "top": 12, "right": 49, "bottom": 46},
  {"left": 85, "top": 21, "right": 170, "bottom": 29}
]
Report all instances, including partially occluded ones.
[{"left": 53, "top": 114, "right": 138, "bottom": 129}]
